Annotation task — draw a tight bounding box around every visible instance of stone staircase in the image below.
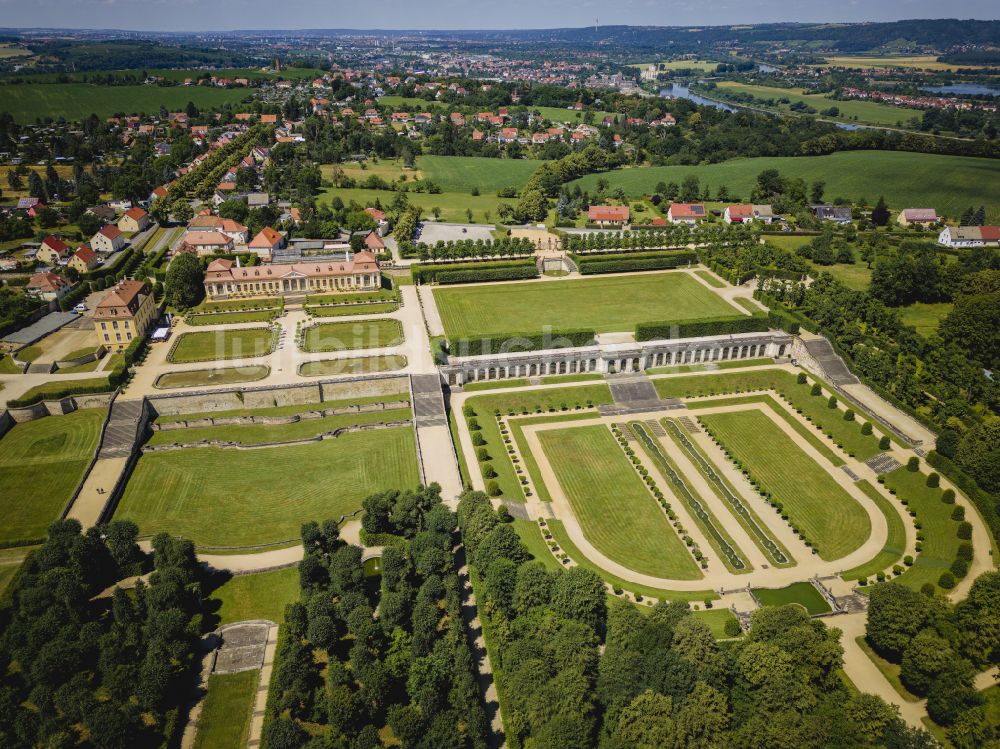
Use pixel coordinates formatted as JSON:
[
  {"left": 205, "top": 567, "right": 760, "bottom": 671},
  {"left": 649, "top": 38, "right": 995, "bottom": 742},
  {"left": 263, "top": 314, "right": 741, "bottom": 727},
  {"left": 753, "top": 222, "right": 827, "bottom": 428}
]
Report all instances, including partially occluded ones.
[
  {"left": 410, "top": 374, "right": 447, "bottom": 428},
  {"left": 97, "top": 399, "right": 147, "bottom": 460},
  {"left": 26, "top": 361, "right": 54, "bottom": 374},
  {"left": 801, "top": 337, "right": 859, "bottom": 386}
]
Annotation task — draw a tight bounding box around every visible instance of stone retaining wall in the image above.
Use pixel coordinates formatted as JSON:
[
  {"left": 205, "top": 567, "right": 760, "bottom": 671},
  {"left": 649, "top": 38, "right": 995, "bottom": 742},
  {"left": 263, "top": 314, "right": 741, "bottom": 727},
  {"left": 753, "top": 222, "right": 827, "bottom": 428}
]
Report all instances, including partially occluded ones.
[
  {"left": 142, "top": 419, "right": 411, "bottom": 452},
  {"left": 54, "top": 346, "right": 106, "bottom": 371},
  {"left": 153, "top": 400, "right": 410, "bottom": 431},
  {"left": 7, "top": 392, "right": 114, "bottom": 422}
]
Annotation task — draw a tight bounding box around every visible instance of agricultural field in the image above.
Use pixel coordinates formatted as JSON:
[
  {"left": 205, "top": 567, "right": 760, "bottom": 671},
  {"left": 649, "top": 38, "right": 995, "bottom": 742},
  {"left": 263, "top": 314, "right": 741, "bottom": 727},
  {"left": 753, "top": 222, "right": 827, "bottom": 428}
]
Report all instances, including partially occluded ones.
[
  {"left": 321, "top": 159, "right": 421, "bottom": 184},
  {"left": 434, "top": 271, "right": 741, "bottom": 339},
  {"left": 569, "top": 151, "right": 1000, "bottom": 222},
  {"left": 320, "top": 186, "right": 504, "bottom": 223},
  {"left": 538, "top": 424, "right": 702, "bottom": 580},
  {"left": 0, "top": 409, "right": 104, "bottom": 544},
  {"left": 115, "top": 425, "right": 419, "bottom": 547},
  {"left": 417, "top": 155, "right": 543, "bottom": 194},
  {"left": 698, "top": 409, "right": 871, "bottom": 560},
  {"left": 631, "top": 59, "right": 721, "bottom": 72},
  {"left": 819, "top": 55, "right": 980, "bottom": 71},
  {"left": 300, "top": 319, "right": 403, "bottom": 352},
  {"left": 169, "top": 328, "right": 276, "bottom": 363},
  {"left": 0, "top": 82, "right": 252, "bottom": 123},
  {"left": 714, "top": 81, "right": 923, "bottom": 126}
]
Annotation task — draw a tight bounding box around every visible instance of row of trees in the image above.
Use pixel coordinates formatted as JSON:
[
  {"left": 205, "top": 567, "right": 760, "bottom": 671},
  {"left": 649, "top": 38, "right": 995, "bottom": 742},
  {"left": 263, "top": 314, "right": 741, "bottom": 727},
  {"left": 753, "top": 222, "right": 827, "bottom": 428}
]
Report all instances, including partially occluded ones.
[
  {"left": 263, "top": 485, "right": 489, "bottom": 749},
  {"left": 403, "top": 237, "right": 536, "bottom": 261},
  {"left": 0, "top": 520, "right": 204, "bottom": 749},
  {"left": 457, "top": 490, "right": 938, "bottom": 748},
  {"left": 562, "top": 224, "right": 755, "bottom": 253}
]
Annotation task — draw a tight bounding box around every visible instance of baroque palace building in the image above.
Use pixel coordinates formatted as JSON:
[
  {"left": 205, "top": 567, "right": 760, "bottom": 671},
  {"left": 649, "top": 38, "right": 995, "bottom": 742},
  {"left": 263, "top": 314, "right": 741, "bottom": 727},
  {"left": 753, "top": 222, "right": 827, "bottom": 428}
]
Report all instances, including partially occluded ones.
[{"left": 202, "top": 251, "right": 381, "bottom": 300}]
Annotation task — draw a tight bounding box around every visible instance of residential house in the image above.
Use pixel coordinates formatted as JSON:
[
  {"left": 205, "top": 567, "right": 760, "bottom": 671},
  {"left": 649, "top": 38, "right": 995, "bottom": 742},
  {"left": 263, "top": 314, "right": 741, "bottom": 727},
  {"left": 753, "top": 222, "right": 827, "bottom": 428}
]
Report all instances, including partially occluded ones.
[
  {"left": 814, "top": 205, "right": 853, "bottom": 224},
  {"left": 752, "top": 205, "right": 776, "bottom": 223},
  {"left": 37, "top": 235, "right": 72, "bottom": 265},
  {"left": 588, "top": 205, "right": 630, "bottom": 227},
  {"left": 249, "top": 226, "right": 285, "bottom": 257},
  {"left": 260, "top": 114, "right": 278, "bottom": 124},
  {"left": 118, "top": 206, "right": 151, "bottom": 233},
  {"left": 93, "top": 279, "right": 157, "bottom": 352},
  {"left": 897, "top": 208, "right": 940, "bottom": 227},
  {"left": 87, "top": 205, "right": 117, "bottom": 222},
  {"left": 26, "top": 271, "right": 71, "bottom": 302},
  {"left": 187, "top": 216, "right": 249, "bottom": 243},
  {"left": 91, "top": 225, "right": 126, "bottom": 255},
  {"left": 68, "top": 245, "right": 99, "bottom": 274},
  {"left": 182, "top": 231, "right": 235, "bottom": 256},
  {"left": 247, "top": 193, "right": 271, "bottom": 209},
  {"left": 203, "top": 252, "right": 381, "bottom": 300},
  {"left": 667, "top": 203, "right": 706, "bottom": 225},
  {"left": 938, "top": 226, "right": 1000, "bottom": 249}
]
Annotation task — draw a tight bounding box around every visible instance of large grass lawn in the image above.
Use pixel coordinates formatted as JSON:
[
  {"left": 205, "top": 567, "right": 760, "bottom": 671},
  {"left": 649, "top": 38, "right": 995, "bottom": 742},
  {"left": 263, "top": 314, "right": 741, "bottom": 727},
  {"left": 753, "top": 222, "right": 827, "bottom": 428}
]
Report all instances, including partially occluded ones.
[
  {"left": 569, "top": 151, "right": 1000, "bottom": 222},
  {"left": 3, "top": 83, "right": 251, "bottom": 123},
  {"left": 208, "top": 566, "right": 300, "bottom": 626},
  {"left": 116, "top": 427, "right": 418, "bottom": 547},
  {"left": 753, "top": 581, "right": 832, "bottom": 615},
  {"left": 698, "top": 409, "right": 871, "bottom": 560},
  {"left": 300, "top": 319, "right": 402, "bottom": 352},
  {"left": 898, "top": 302, "right": 953, "bottom": 337},
  {"left": 539, "top": 424, "right": 702, "bottom": 580},
  {"left": 809, "top": 260, "right": 874, "bottom": 291},
  {"left": 418, "top": 155, "right": 542, "bottom": 194},
  {"left": 298, "top": 355, "right": 407, "bottom": 377},
  {"left": 0, "top": 409, "right": 104, "bottom": 544},
  {"left": 320, "top": 186, "right": 504, "bottom": 224},
  {"left": 714, "top": 81, "right": 923, "bottom": 126},
  {"left": 155, "top": 365, "right": 270, "bottom": 389},
  {"left": 169, "top": 328, "right": 275, "bottom": 363},
  {"left": 434, "top": 272, "right": 740, "bottom": 339},
  {"left": 193, "top": 670, "right": 257, "bottom": 749},
  {"left": 840, "top": 481, "right": 908, "bottom": 582}
]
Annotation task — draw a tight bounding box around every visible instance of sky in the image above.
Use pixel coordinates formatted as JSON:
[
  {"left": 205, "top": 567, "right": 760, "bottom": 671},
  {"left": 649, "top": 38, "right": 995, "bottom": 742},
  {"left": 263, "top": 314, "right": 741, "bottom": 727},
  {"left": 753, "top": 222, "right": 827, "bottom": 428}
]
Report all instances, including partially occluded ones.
[{"left": 0, "top": 0, "right": 996, "bottom": 32}]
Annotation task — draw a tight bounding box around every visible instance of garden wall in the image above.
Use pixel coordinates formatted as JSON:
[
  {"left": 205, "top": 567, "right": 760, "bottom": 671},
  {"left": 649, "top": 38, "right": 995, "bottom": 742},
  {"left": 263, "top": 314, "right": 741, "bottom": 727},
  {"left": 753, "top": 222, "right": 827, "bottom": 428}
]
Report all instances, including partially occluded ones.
[{"left": 6, "top": 394, "right": 113, "bottom": 423}]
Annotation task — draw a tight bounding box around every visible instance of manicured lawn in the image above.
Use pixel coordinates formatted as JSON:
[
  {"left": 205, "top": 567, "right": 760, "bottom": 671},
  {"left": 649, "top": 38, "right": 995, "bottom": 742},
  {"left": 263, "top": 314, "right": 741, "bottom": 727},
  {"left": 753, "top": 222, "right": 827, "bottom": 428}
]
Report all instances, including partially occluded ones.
[
  {"left": 511, "top": 411, "right": 604, "bottom": 503},
  {"left": 885, "top": 466, "right": 963, "bottom": 593},
  {"left": 146, "top": 407, "right": 411, "bottom": 446},
  {"left": 169, "top": 328, "right": 275, "bottom": 363},
  {"left": 153, "top": 393, "right": 408, "bottom": 424},
  {"left": 0, "top": 354, "right": 21, "bottom": 374},
  {"left": 320, "top": 186, "right": 504, "bottom": 223},
  {"left": 155, "top": 365, "right": 270, "bottom": 389},
  {"left": 0, "top": 409, "right": 104, "bottom": 544},
  {"left": 2, "top": 82, "right": 251, "bottom": 123},
  {"left": 307, "top": 302, "right": 398, "bottom": 317},
  {"left": 418, "top": 155, "right": 543, "bottom": 194},
  {"left": 714, "top": 81, "right": 923, "bottom": 127},
  {"left": 570, "top": 151, "right": 1000, "bottom": 222},
  {"left": 840, "top": 480, "right": 908, "bottom": 582},
  {"left": 305, "top": 289, "right": 397, "bottom": 306},
  {"left": 753, "top": 582, "right": 832, "bottom": 615},
  {"left": 186, "top": 310, "right": 277, "bottom": 326},
  {"left": 899, "top": 302, "right": 953, "bottom": 337},
  {"left": 116, "top": 427, "right": 419, "bottom": 547},
  {"left": 8, "top": 376, "right": 114, "bottom": 405},
  {"left": 695, "top": 270, "right": 727, "bottom": 288},
  {"left": 434, "top": 272, "right": 740, "bottom": 339},
  {"left": 693, "top": 609, "right": 742, "bottom": 639},
  {"left": 300, "top": 319, "right": 402, "bottom": 353},
  {"left": 698, "top": 409, "right": 871, "bottom": 560},
  {"left": 464, "top": 384, "right": 613, "bottom": 501},
  {"left": 539, "top": 424, "right": 702, "bottom": 580},
  {"left": 298, "top": 355, "right": 407, "bottom": 377},
  {"left": 208, "top": 566, "right": 300, "bottom": 626},
  {"left": 511, "top": 519, "right": 563, "bottom": 573},
  {"left": 546, "top": 519, "right": 715, "bottom": 603},
  {"left": 193, "top": 670, "right": 257, "bottom": 749},
  {"left": 809, "top": 260, "right": 873, "bottom": 291},
  {"left": 194, "top": 297, "right": 283, "bottom": 313}
]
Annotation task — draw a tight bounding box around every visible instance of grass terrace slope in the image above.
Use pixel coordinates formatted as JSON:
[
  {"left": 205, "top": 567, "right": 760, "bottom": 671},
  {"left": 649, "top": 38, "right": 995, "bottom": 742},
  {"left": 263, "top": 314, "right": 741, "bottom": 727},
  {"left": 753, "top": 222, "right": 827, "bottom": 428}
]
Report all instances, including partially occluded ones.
[
  {"left": 570, "top": 151, "right": 1000, "bottom": 222},
  {"left": 539, "top": 424, "right": 702, "bottom": 580},
  {"left": 434, "top": 271, "right": 740, "bottom": 339},
  {"left": 115, "top": 426, "right": 418, "bottom": 547},
  {"left": 698, "top": 409, "right": 871, "bottom": 561},
  {"left": 0, "top": 409, "right": 104, "bottom": 544},
  {"left": 1, "top": 83, "right": 251, "bottom": 123}
]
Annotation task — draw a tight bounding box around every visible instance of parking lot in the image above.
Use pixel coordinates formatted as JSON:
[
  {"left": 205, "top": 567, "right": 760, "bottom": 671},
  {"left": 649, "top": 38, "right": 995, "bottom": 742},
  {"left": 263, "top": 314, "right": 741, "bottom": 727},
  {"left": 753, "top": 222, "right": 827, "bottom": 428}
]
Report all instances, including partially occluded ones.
[{"left": 415, "top": 222, "right": 495, "bottom": 244}]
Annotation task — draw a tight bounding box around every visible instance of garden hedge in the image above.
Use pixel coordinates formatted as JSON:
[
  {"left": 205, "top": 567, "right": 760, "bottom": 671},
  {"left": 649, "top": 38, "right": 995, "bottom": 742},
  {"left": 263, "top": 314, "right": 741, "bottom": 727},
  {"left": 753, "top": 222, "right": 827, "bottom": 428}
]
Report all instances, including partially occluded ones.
[
  {"left": 571, "top": 250, "right": 698, "bottom": 275},
  {"left": 412, "top": 259, "right": 538, "bottom": 284},
  {"left": 449, "top": 328, "right": 596, "bottom": 355},
  {"left": 635, "top": 314, "right": 769, "bottom": 341}
]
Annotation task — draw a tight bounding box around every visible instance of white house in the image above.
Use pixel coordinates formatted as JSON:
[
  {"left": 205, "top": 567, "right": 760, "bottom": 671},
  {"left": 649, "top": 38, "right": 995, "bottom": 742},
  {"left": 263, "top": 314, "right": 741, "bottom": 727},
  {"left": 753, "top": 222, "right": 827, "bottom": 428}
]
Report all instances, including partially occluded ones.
[{"left": 91, "top": 225, "right": 126, "bottom": 254}]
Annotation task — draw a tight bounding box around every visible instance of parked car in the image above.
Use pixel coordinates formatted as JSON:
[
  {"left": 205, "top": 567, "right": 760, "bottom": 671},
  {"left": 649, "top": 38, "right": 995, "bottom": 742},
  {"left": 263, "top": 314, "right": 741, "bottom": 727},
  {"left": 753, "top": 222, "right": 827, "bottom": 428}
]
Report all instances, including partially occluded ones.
[{"left": 73, "top": 303, "right": 87, "bottom": 313}]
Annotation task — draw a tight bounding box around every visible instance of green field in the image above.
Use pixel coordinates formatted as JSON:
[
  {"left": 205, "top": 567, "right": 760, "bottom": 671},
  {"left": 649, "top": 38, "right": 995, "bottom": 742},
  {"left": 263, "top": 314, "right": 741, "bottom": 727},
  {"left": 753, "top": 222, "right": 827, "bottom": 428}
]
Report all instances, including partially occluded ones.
[
  {"left": 155, "top": 365, "right": 270, "bottom": 389},
  {"left": 0, "top": 409, "right": 104, "bottom": 544},
  {"left": 0, "top": 83, "right": 251, "bottom": 123},
  {"left": 208, "top": 566, "right": 300, "bottom": 626},
  {"left": 820, "top": 55, "right": 978, "bottom": 72},
  {"left": 298, "top": 355, "right": 407, "bottom": 377},
  {"left": 699, "top": 409, "right": 871, "bottom": 560},
  {"left": 714, "top": 81, "right": 923, "bottom": 126},
  {"left": 116, "top": 426, "right": 418, "bottom": 547},
  {"left": 539, "top": 425, "right": 702, "bottom": 580},
  {"left": 753, "top": 582, "right": 832, "bottom": 615},
  {"left": 530, "top": 105, "right": 617, "bottom": 125},
  {"left": 153, "top": 393, "right": 407, "bottom": 425},
  {"left": 808, "top": 259, "right": 874, "bottom": 291},
  {"left": 434, "top": 271, "right": 740, "bottom": 339},
  {"left": 840, "top": 481, "right": 908, "bottom": 581},
  {"left": 570, "top": 151, "right": 1000, "bottom": 222},
  {"left": 898, "top": 302, "right": 953, "bottom": 337},
  {"left": 169, "top": 328, "right": 275, "bottom": 363},
  {"left": 186, "top": 310, "right": 277, "bottom": 326},
  {"left": 321, "top": 186, "right": 504, "bottom": 223},
  {"left": 193, "top": 671, "right": 257, "bottom": 749},
  {"left": 307, "top": 302, "right": 398, "bottom": 317},
  {"left": 300, "top": 319, "right": 402, "bottom": 352},
  {"left": 418, "top": 155, "right": 543, "bottom": 194}
]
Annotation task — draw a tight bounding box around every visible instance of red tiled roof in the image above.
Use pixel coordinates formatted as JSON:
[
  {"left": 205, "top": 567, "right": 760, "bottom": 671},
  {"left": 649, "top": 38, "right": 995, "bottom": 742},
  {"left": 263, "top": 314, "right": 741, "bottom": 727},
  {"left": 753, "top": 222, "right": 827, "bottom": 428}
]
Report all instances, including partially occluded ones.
[
  {"left": 669, "top": 203, "right": 706, "bottom": 219},
  {"left": 98, "top": 225, "right": 123, "bottom": 240},
  {"left": 726, "top": 204, "right": 754, "bottom": 219},
  {"left": 588, "top": 205, "right": 630, "bottom": 222},
  {"left": 980, "top": 226, "right": 1000, "bottom": 241},
  {"left": 123, "top": 206, "right": 147, "bottom": 220},
  {"left": 249, "top": 226, "right": 282, "bottom": 248}
]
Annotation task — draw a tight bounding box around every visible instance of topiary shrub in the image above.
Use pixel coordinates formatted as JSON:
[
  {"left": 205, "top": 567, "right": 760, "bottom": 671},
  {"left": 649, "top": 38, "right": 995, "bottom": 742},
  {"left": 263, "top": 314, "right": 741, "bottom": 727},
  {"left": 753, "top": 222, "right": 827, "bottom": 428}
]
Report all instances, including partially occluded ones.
[
  {"left": 476, "top": 447, "right": 490, "bottom": 462},
  {"left": 957, "top": 522, "right": 972, "bottom": 540},
  {"left": 724, "top": 618, "right": 742, "bottom": 637},
  {"left": 797, "top": 372, "right": 807, "bottom": 384},
  {"left": 879, "top": 436, "right": 891, "bottom": 450},
  {"left": 950, "top": 558, "right": 969, "bottom": 578},
  {"left": 811, "top": 384, "right": 822, "bottom": 396},
  {"left": 926, "top": 472, "right": 939, "bottom": 488},
  {"left": 903, "top": 555, "right": 914, "bottom": 566},
  {"left": 907, "top": 456, "right": 919, "bottom": 472},
  {"left": 957, "top": 542, "right": 973, "bottom": 561},
  {"left": 486, "top": 480, "right": 501, "bottom": 497},
  {"left": 828, "top": 396, "right": 838, "bottom": 409},
  {"left": 482, "top": 464, "right": 498, "bottom": 479},
  {"left": 843, "top": 409, "right": 855, "bottom": 421},
  {"left": 941, "top": 489, "right": 955, "bottom": 504},
  {"left": 861, "top": 422, "right": 873, "bottom": 435},
  {"left": 468, "top": 418, "right": 481, "bottom": 431},
  {"left": 938, "top": 571, "right": 956, "bottom": 589},
  {"left": 472, "top": 432, "right": 487, "bottom": 446},
  {"left": 497, "top": 505, "right": 513, "bottom": 523},
  {"left": 951, "top": 506, "right": 965, "bottom": 521},
  {"left": 920, "top": 583, "right": 935, "bottom": 597}
]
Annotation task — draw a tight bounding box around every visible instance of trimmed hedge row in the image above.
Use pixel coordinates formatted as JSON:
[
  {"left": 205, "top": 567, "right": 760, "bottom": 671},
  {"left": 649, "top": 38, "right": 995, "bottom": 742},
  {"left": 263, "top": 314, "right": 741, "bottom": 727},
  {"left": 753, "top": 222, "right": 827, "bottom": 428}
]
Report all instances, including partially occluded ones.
[
  {"left": 413, "top": 259, "right": 538, "bottom": 284},
  {"left": 572, "top": 250, "right": 698, "bottom": 275},
  {"left": 636, "top": 314, "right": 769, "bottom": 341},
  {"left": 926, "top": 451, "right": 1000, "bottom": 547},
  {"left": 449, "top": 328, "right": 596, "bottom": 355},
  {"left": 707, "top": 260, "right": 755, "bottom": 285}
]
